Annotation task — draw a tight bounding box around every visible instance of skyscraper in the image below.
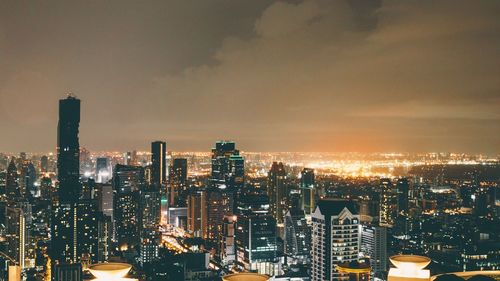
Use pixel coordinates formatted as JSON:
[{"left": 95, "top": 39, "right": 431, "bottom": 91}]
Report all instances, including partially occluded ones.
[
  {"left": 57, "top": 96, "right": 81, "bottom": 203},
  {"left": 311, "top": 199, "right": 360, "bottom": 281},
  {"left": 300, "top": 168, "right": 315, "bottom": 215},
  {"left": 268, "top": 162, "right": 287, "bottom": 224},
  {"left": 151, "top": 141, "right": 166, "bottom": 187},
  {"left": 379, "top": 178, "right": 398, "bottom": 227},
  {"left": 52, "top": 96, "right": 81, "bottom": 264},
  {"left": 95, "top": 157, "right": 111, "bottom": 183},
  {"left": 360, "top": 225, "right": 388, "bottom": 278},
  {"left": 187, "top": 190, "right": 206, "bottom": 238},
  {"left": 284, "top": 209, "right": 310, "bottom": 264},
  {"left": 169, "top": 158, "right": 188, "bottom": 206},
  {"left": 211, "top": 141, "right": 242, "bottom": 189},
  {"left": 6, "top": 159, "right": 20, "bottom": 198},
  {"left": 396, "top": 178, "right": 409, "bottom": 215}
]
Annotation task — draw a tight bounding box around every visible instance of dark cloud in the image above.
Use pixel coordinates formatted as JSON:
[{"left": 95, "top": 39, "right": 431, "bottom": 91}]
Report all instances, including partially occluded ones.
[{"left": 0, "top": 0, "right": 498, "bottom": 153}]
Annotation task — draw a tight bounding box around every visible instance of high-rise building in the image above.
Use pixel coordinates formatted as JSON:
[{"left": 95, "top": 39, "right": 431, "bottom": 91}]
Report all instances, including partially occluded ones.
[
  {"left": 113, "top": 188, "right": 140, "bottom": 248},
  {"left": 300, "top": 168, "right": 315, "bottom": 215},
  {"left": 151, "top": 141, "right": 167, "bottom": 186},
  {"left": 20, "top": 161, "right": 36, "bottom": 197},
  {"left": 96, "top": 213, "right": 112, "bottom": 263},
  {"left": 311, "top": 199, "right": 360, "bottom": 281},
  {"left": 6, "top": 159, "right": 20, "bottom": 198},
  {"left": 360, "top": 225, "right": 388, "bottom": 279},
  {"left": 169, "top": 158, "right": 188, "bottom": 206},
  {"left": 211, "top": 141, "right": 242, "bottom": 189},
  {"left": 235, "top": 192, "right": 278, "bottom": 276},
  {"left": 140, "top": 228, "right": 160, "bottom": 266},
  {"left": 52, "top": 96, "right": 81, "bottom": 264},
  {"left": 5, "top": 206, "right": 26, "bottom": 269},
  {"left": 53, "top": 263, "right": 82, "bottom": 281},
  {"left": 220, "top": 215, "right": 237, "bottom": 267},
  {"left": 284, "top": 209, "right": 310, "bottom": 264},
  {"left": 95, "top": 157, "right": 111, "bottom": 183},
  {"left": 268, "top": 162, "right": 287, "bottom": 225},
  {"left": 76, "top": 199, "right": 99, "bottom": 263},
  {"left": 379, "top": 179, "right": 398, "bottom": 228},
  {"left": 396, "top": 178, "right": 409, "bottom": 215},
  {"left": 204, "top": 188, "right": 233, "bottom": 244},
  {"left": 187, "top": 190, "right": 206, "bottom": 238},
  {"left": 57, "top": 96, "right": 81, "bottom": 203},
  {"left": 140, "top": 188, "right": 161, "bottom": 228},
  {"left": 40, "top": 155, "right": 49, "bottom": 173},
  {"left": 96, "top": 183, "right": 113, "bottom": 218}
]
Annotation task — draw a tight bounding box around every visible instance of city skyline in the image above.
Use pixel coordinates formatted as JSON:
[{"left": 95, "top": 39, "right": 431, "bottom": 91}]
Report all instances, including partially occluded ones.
[{"left": 1, "top": 0, "right": 499, "bottom": 153}]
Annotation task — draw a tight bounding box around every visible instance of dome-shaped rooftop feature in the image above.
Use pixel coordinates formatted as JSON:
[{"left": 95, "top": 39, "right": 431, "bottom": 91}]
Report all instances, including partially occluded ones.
[{"left": 88, "top": 263, "right": 132, "bottom": 279}]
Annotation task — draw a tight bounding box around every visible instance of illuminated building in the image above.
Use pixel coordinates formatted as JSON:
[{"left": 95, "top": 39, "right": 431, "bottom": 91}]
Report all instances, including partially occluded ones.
[
  {"left": 76, "top": 199, "right": 99, "bottom": 263},
  {"left": 113, "top": 164, "right": 144, "bottom": 248},
  {"left": 396, "top": 178, "right": 410, "bottom": 215},
  {"left": 187, "top": 190, "right": 206, "bottom": 237},
  {"left": 220, "top": 215, "right": 237, "bottom": 266},
  {"left": 151, "top": 141, "right": 167, "bottom": 186},
  {"left": 235, "top": 192, "right": 278, "bottom": 276},
  {"left": 300, "top": 168, "right": 315, "bottom": 215},
  {"left": 311, "top": 199, "right": 359, "bottom": 281},
  {"left": 379, "top": 178, "right": 398, "bottom": 228},
  {"left": 268, "top": 162, "right": 287, "bottom": 225},
  {"left": 96, "top": 213, "right": 112, "bottom": 263},
  {"left": 95, "top": 157, "right": 111, "bottom": 184},
  {"left": 211, "top": 141, "right": 238, "bottom": 189},
  {"left": 20, "top": 161, "right": 36, "bottom": 197},
  {"left": 140, "top": 228, "right": 160, "bottom": 266},
  {"left": 6, "top": 159, "right": 20, "bottom": 198},
  {"left": 360, "top": 225, "right": 388, "bottom": 278},
  {"left": 41, "top": 155, "right": 49, "bottom": 173},
  {"left": 139, "top": 188, "right": 161, "bottom": 228},
  {"left": 96, "top": 183, "right": 113, "bottom": 217},
  {"left": 168, "top": 158, "right": 188, "bottom": 206},
  {"left": 205, "top": 188, "right": 230, "bottom": 244},
  {"left": 5, "top": 206, "right": 26, "bottom": 269},
  {"left": 284, "top": 209, "right": 310, "bottom": 264}
]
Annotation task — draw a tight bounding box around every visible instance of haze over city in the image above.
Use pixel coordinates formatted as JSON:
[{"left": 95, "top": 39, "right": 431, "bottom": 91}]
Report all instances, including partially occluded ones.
[{"left": 1, "top": 0, "right": 499, "bottom": 153}]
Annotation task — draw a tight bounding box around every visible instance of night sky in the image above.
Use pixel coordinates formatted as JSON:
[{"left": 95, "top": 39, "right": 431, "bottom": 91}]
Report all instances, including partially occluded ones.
[{"left": 0, "top": 0, "right": 499, "bottom": 153}]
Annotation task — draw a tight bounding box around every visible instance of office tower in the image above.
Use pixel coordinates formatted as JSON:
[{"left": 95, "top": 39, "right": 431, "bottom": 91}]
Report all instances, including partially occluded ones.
[
  {"left": 140, "top": 188, "right": 161, "bottom": 228},
  {"left": 140, "top": 228, "right": 161, "bottom": 266},
  {"left": 52, "top": 96, "right": 81, "bottom": 264},
  {"left": 379, "top": 178, "right": 398, "bottom": 228},
  {"left": 311, "top": 199, "right": 360, "bottom": 281},
  {"left": 76, "top": 199, "right": 98, "bottom": 263},
  {"left": 113, "top": 164, "right": 145, "bottom": 193},
  {"left": 96, "top": 213, "right": 112, "bottom": 263},
  {"left": 268, "top": 162, "right": 287, "bottom": 224},
  {"left": 96, "top": 183, "right": 113, "bottom": 217},
  {"left": 81, "top": 178, "right": 95, "bottom": 200},
  {"left": 228, "top": 153, "right": 244, "bottom": 190},
  {"left": 125, "top": 150, "right": 137, "bottom": 166},
  {"left": 300, "top": 168, "right": 315, "bottom": 215},
  {"left": 151, "top": 141, "right": 167, "bottom": 186},
  {"left": 235, "top": 192, "right": 278, "bottom": 276},
  {"left": 5, "top": 206, "right": 26, "bottom": 269},
  {"left": 114, "top": 190, "right": 140, "bottom": 248},
  {"left": 57, "top": 96, "right": 81, "bottom": 202},
  {"left": 40, "top": 177, "right": 54, "bottom": 200},
  {"left": 360, "top": 225, "right": 388, "bottom": 278},
  {"left": 284, "top": 209, "right": 310, "bottom": 264},
  {"left": 205, "top": 188, "right": 229, "bottom": 244},
  {"left": 6, "top": 159, "right": 20, "bottom": 198},
  {"left": 396, "top": 178, "right": 409, "bottom": 215},
  {"left": 211, "top": 141, "right": 239, "bottom": 189},
  {"left": 220, "top": 215, "right": 237, "bottom": 267},
  {"left": 169, "top": 158, "right": 188, "bottom": 206},
  {"left": 187, "top": 190, "right": 206, "bottom": 238},
  {"left": 95, "top": 157, "right": 111, "bottom": 183},
  {"left": 40, "top": 155, "right": 49, "bottom": 173},
  {"left": 20, "top": 161, "right": 36, "bottom": 197}
]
